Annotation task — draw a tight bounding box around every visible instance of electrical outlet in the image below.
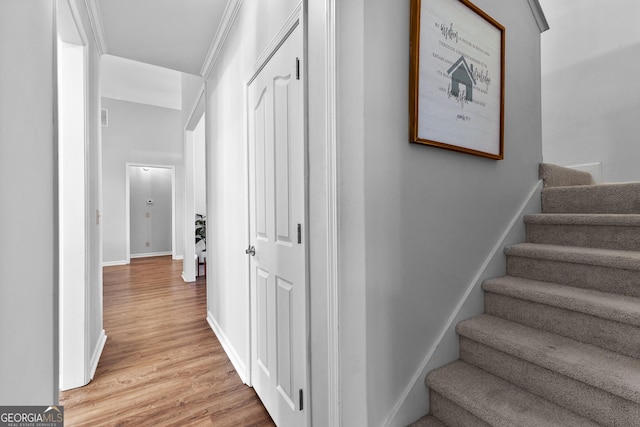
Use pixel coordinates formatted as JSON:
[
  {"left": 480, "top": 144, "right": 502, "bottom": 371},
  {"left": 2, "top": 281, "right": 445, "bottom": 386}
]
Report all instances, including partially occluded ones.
[
  {"left": 145, "top": 212, "right": 150, "bottom": 218},
  {"left": 145, "top": 242, "right": 150, "bottom": 247}
]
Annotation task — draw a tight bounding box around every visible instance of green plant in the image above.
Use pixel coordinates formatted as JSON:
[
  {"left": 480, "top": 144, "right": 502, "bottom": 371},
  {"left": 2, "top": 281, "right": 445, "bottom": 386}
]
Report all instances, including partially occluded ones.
[{"left": 195, "top": 213, "right": 206, "bottom": 249}]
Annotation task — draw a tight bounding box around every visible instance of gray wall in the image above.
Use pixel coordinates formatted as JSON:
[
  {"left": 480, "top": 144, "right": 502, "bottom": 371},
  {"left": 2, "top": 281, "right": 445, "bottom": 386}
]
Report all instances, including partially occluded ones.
[
  {"left": 337, "top": 0, "right": 544, "bottom": 424},
  {"left": 0, "top": 0, "right": 58, "bottom": 405},
  {"left": 102, "top": 98, "right": 184, "bottom": 264},
  {"left": 540, "top": 0, "right": 640, "bottom": 183}
]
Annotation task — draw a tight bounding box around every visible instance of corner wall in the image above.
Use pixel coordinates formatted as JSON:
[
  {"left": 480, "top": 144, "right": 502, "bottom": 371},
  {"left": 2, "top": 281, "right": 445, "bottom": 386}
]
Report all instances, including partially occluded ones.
[
  {"left": 539, "top": 1, "right": 640, "bottom": 183},
  {"left": 337, "top": 0, "right": 544, "bottom": 424}
]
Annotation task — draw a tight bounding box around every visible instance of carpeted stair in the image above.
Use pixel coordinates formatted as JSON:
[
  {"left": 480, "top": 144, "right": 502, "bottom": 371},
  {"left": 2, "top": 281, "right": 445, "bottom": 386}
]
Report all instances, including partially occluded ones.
[{"left": 412, "top": 164, "right": 640, "bottom": 426}]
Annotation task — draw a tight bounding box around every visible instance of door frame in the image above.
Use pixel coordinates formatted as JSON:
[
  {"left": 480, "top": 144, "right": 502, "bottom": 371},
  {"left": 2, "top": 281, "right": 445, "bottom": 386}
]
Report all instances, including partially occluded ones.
[
  {"left": 182, "top": 85, "right": 206, "bottom": 282},
  {"left": 244, "top": 4, "right": 310, "bottom": 423},
  {"left": 125, "top": 163, "right": 176, "bottom": 263},
  {"left": 57, "top": 0, "right": 92, "bottom": 391}
]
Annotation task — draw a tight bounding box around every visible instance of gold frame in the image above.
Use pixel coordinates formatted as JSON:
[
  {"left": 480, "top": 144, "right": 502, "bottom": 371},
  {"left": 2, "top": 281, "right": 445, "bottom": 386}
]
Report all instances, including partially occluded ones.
[{"left": 410, "top": 0, "right": 505, "bottom": 160}]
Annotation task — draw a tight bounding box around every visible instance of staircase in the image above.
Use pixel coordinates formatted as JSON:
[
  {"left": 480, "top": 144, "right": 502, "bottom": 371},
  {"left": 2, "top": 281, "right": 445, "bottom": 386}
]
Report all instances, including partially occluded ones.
[{"left": 412, "top": 164, "right": 640, "bottom": 426}]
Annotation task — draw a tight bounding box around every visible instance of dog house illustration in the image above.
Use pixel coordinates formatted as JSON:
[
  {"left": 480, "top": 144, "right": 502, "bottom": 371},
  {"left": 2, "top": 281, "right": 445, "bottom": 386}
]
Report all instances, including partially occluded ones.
[{"left": 447, "top": 56, "right": 476, "bottom": 102}]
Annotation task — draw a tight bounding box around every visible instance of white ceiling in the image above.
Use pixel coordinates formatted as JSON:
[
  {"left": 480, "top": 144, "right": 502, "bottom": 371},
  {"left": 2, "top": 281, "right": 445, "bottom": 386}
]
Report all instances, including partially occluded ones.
[{"left": 91, "top": 0, "right": 227, "bottom": 76}]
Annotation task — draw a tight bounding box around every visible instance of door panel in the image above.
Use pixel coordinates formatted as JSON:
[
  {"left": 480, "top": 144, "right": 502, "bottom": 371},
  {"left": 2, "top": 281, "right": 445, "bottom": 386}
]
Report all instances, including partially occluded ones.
[
  {"left": 257, "top": 268, "right": 271, "bottom": 375},
  {"left": 248, "top": 23, "right": 306, "bottom": 427},
  {"left": 254, "top": 89, "right": 269, "bottom": 240},
  {"left": 274, "top": 77, "right": 292, "bottom": 245}
]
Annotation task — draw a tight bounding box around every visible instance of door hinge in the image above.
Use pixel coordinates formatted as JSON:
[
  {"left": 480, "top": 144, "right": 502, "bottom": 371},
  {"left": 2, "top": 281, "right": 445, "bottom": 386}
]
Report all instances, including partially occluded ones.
[
  {"left": 297, "top": 224, "right": 302, "bottom": 244},
  {"left": 296, "top": 57, "right": 300, "bottom": 80},
  {"left": 299, "top": 389, "right": 303, "bottom": 411}
]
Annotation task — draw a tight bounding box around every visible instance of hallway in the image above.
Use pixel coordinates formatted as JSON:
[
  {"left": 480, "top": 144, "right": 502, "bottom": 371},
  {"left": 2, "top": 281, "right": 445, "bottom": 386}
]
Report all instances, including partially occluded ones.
[{"left": 60, "top": 256, "right": 274, "bottom": 426}]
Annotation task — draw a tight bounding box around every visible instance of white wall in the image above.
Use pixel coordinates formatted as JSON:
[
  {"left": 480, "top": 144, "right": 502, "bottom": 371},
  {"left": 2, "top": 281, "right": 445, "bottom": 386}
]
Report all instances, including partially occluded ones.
[
  {"left": 58, "top": 40, "right": 87, "bottom": 390},
  {"left": 337, "top": 0, "right": 545, "bottom": 424},
  {"left": 76, "top": 0, "right": 106, "bottom": 385},
  {"left": 202, "top": 0, "right": 300, "bottom": 393},
  {"left": 129, "top": 166, "right": 173, "bottom": 256},
  {"left": 58, "top": 0, "right": 107, "bottom": 387},
  {"left": 101, "top": 98, "right": 184, "bottom": 264},
  {"left": 101, "top": 54, "right": 182, "bottom": 110},
  {"left": 0, "top": 0, "right": 58, "bottom": 404},
  {"left": 540, "top": 0, "right": 640, "bottom": 183},
  {"left": 194, "top": 117, "right": 207, "bottom": 217},
  {"left": 181, "top": 73, "right": 204, "bottom": 127}
]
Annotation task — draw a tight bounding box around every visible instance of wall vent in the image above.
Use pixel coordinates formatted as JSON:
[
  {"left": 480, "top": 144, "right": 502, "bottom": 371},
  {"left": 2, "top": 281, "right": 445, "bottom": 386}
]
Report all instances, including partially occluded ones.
[{"left": 101, "top": 109, "right": 108, "bottom": 127}]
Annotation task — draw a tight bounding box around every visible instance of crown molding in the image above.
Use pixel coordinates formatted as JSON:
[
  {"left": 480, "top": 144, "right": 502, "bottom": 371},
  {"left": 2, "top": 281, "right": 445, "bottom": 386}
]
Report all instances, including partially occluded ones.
[
  {"left": 199, "top": 0, "right": 244, "bottom": 79},
  {"left": 84, "top": 0, "right": 109, "bottom": 54},
  {"left": 527, "top": 0, "right": 550, "bottom": 33}
]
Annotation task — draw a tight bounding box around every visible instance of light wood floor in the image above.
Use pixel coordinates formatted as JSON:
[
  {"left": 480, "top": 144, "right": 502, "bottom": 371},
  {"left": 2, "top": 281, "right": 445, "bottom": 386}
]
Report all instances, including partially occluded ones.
[{"left": 60, "top": 256, "right": 275, "bottom": 427}]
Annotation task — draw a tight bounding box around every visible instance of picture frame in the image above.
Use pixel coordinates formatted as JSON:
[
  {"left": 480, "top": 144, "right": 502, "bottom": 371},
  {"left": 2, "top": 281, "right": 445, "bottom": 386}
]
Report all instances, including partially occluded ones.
[{"left": 409, "top": 0, "right": 505, "bottom": 159}]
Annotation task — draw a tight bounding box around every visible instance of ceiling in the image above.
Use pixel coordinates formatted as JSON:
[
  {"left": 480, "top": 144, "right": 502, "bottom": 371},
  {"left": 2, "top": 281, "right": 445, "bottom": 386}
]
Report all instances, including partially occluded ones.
[{"left": 89, "top": 0, "right": 228, "bottom": 76}]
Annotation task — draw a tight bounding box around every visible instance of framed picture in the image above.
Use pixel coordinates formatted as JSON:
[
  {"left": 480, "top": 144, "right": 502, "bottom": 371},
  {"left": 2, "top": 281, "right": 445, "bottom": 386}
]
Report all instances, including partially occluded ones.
[{"left": 410, "top": 0, "right": 505, "bottom": 159}]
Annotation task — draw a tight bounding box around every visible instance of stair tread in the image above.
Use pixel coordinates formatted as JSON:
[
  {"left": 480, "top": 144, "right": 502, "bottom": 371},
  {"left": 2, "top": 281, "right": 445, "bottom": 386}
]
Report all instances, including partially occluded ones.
[
  {"left": 457, "top": 314, "right": 640, "bottom": 403},
  {"left": 541, "top": 182, "right": 640, "bottom": 214},
  {"left": 427, "top": 360, "right": 599, "bottom": 427},
  {"left": 524, "top": 213, "right": 640, "bottom": 226},
  {"left": 483, "top": 276, "right": 640, "bottom": 326},
  {"left": 409, "top": 415, "right": 446, "bottom": 427},
  {"left": 506, "top": 242, "right": 640, "bottom": 270},
  {"left": 543, "top": 182, "right": 640, "bottom": 192}
]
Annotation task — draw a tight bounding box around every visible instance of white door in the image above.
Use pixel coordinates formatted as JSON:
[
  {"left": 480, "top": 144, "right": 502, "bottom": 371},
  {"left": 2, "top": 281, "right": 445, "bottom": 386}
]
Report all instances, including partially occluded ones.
[{"left": 247, "top": 24, "right": 307, "bottom": 427}]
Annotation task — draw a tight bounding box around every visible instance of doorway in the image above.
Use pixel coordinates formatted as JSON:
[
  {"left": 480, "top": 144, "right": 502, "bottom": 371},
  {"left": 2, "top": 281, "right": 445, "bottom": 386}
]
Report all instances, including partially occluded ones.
[
  {"left": 183, "top": 88, "right": 207, "bottom": 282},
  {"left": 57, "top": 0, "right": 92, "bottom": 392},
  {"left": 125, "top": 164, "right": 176, "bottom": 262}
]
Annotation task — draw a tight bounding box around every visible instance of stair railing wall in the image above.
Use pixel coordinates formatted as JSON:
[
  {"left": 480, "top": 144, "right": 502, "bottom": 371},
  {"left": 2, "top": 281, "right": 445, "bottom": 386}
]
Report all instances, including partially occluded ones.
[{"left": 385, "top": 180, "right": 544, "bottom": 427}]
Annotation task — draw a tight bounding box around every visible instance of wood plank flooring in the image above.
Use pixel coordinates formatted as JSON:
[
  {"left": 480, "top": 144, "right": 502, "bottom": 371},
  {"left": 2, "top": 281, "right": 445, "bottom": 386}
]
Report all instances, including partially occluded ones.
[{"left": 60, "top": 256, "right": 275, "bottom": 427}]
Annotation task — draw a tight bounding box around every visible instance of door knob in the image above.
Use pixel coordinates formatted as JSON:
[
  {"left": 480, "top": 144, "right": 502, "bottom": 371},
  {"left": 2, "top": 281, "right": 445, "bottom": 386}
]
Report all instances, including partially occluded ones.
[{"left": 245, "top": 245, "right": 256, "bottom": 256}]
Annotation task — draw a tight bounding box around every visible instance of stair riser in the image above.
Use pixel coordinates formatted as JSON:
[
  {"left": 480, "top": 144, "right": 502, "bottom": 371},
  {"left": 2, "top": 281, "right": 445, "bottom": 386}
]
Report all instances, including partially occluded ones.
[
  {"left": 459, "top": 337, "right": 640, "bottom": 426},
  {"left": 506, "top": 256, "right": 640, "bottom": 298},
  {"left": 430, "top": 391, "right": 491, "bottom": 427},
  {"left": 526, "top": 223, "right": 640, "bottom": 251},
  {"left": 485, "top": 292, "right": 640, "bottom": 359},
  {"left": 542, "top": 186, "right": 640, "bottom": 214}
]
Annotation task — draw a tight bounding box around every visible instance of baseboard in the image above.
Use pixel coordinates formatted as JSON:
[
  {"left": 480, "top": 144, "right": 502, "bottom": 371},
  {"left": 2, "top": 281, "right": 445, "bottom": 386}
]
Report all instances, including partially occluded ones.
[
  {"left": 130, "top": 251, "right": 172, "bottom": 259},
  {"left": 102, "top": 260, "right": 127, "bottom": 267},
  {"left": 173, "top": 255, "right": 184, "bottom": 260},
  {"left": 89, "top": 329, "right": 107, "bottom": 380},
  {"left": 206, "top": 310, "right": 248, "bottom": 384},
  {"left": 567, "top": 162, "right": 602, "bottom": 184},
  {"left": 384, "top": 180, "right": 543, "bottom": 426}
]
